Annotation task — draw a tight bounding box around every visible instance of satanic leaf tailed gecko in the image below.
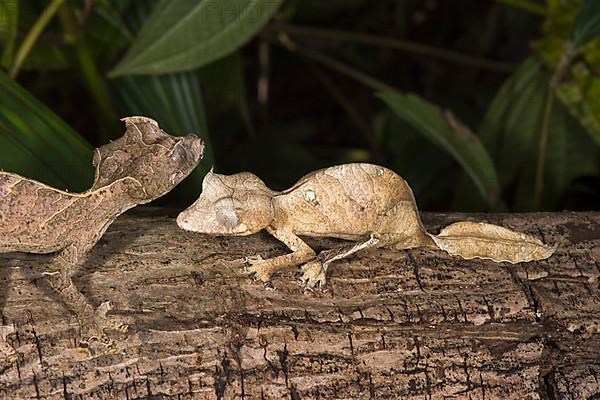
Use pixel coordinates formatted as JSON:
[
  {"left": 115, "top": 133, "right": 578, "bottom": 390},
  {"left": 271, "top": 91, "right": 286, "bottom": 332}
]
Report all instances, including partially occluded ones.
[
  {"left": 177, "top": 163, "right": 555, "bottom": 287},
  {"left": 0, "top": 117, "right": 204, "bottom": 359}
]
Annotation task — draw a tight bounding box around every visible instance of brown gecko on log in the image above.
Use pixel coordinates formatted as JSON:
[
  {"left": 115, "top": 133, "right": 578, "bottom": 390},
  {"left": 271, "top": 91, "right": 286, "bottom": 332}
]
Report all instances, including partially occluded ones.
[
  {"left": 0, "top": 117, "right": 204, "bottom": 358},
  {"left": 177, "top": 163, "right": 555, "bottom": 287}
]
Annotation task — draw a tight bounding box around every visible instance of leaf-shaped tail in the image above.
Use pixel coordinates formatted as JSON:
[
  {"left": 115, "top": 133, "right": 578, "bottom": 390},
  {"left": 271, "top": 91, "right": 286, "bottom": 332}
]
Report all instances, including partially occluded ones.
[{"left": 428, "top": 221, "right": 556, "bottom": 263}]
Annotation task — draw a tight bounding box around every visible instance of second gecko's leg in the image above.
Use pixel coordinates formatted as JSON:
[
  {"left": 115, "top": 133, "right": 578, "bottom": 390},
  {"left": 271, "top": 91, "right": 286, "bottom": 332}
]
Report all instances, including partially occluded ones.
[
  {"left": 301, "top": 235, "right": 380, "bottom": 288},
  {"left": 245, "top": 227, "right": 316, "bottom": 282},
  {"left": 0, "top": 325, "right": 16, "bottom": 362},
  {"left": 43, "top": 245, "right": 127, "bottom": 350}
]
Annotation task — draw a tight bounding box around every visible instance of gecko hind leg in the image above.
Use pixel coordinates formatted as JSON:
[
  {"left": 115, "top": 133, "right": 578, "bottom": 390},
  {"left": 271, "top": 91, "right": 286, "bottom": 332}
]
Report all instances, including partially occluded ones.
[
  {"left": 301, "top": 234, "right": 380, "bottom": 288},
  {"left": 43, "top": 247, "right": 128, "bottom": 351}
]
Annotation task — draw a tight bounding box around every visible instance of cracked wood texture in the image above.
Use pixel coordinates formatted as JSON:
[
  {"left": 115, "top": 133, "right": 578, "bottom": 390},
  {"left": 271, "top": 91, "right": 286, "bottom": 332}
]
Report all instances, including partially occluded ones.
[{"left": 0, "top": 209, "right": 598, "bottom": 400}]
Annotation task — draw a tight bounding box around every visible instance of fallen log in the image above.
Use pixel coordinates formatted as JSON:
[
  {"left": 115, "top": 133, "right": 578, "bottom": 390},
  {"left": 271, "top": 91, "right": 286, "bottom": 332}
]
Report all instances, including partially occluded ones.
[{"left": 0, "top": 209, "right": 598, "bottom": 399}]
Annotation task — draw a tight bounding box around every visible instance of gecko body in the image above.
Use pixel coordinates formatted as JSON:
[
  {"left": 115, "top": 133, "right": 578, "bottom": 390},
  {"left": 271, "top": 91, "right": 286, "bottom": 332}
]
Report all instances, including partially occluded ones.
[
  {"left": 0, "top": 117, "right": 204, "bottom": 357},
  {"left": 177, "top": 163, "right": 555, "bottom": 287}
]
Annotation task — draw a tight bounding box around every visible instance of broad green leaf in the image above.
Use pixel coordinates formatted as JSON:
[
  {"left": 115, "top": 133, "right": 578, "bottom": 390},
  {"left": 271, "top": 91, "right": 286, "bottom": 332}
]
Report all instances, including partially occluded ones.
[
  {"left": 0, "top": 0, "right": 18, "bottom": 67},
  {"left": 376, "top": 110, "right": 455, "bottom": 209},
  {"left": 573, "top": 0, "right": 600, "bottom": 48},
  {"left": 378, "top": 91, "right": 500, "bottom": 205},
  {"left": 467, "top": 55, "right": 598, "bottom": 211},
  {"left": 554, "top": 62, "right": 600, "bottom": 146},
  {"left": 112, "top": 71, "right": 213, "bottom": 200},
  {"left": 0, "top": 71, "right": 93, "bottom": 191},
  {"left": 513, "top": 98, "right": 599, "bottom": 210},
  {"left": 535, "top": 0, "right": 600, "bottom": 146},
  {"left": 480, "top": 57, "right": 548, "bottom": 186},
  {"left": 109, "top": 0, "right": 284, "bottom": 76}
]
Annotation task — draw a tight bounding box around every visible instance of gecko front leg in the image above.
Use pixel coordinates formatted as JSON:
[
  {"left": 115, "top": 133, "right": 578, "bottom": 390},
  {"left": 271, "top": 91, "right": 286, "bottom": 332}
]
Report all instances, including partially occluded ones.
[
  {"left": 43, "top": 245, "right": 127, "bottom": 350},
  {"left": 245, "top": 227, "right": 316, "bottom": 282},
  {"left": 0, "top": 324, "right": 16, "bottom": 362},
  {"left": 301, "top": 235, "right": 380, "bottom": 288}
]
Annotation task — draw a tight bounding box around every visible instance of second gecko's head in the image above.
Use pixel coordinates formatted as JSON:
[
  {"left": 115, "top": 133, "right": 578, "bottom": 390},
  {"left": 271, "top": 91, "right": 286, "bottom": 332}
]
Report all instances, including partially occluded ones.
[
  {"left": 177, "top": 170, "right": 276, "bottom": 236},
  {"left": 91, "top": 117, "right": 205, "bottom": 201}
]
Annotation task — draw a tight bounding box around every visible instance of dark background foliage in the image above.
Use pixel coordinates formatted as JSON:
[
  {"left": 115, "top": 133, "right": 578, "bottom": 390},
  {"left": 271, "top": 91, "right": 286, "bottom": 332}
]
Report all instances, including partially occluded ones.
[{"left": 0, "top": 0, "right": 599, "bottom": 211}]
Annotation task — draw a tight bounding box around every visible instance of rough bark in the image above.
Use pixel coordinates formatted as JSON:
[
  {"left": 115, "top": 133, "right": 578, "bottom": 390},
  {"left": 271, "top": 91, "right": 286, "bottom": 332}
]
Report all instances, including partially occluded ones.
[{"left": 0, "top": 209, "right": 598, "bottom": 400}]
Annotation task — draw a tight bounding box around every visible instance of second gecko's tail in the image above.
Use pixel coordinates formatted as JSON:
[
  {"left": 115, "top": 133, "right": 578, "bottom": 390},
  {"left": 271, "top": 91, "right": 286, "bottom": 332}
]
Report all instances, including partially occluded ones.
[{"left": 427, "top": 221, "right": 556, "bottom": 263}]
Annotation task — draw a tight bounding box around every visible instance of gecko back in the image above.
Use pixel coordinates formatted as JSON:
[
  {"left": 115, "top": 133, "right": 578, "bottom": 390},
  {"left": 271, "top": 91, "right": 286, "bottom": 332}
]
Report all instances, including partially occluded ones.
[
  {"left": 0, "top": 173, "right": 81, "bottom": 253},
  {"left": 274, "top": 163, "right": 431, "bottom": 247}
]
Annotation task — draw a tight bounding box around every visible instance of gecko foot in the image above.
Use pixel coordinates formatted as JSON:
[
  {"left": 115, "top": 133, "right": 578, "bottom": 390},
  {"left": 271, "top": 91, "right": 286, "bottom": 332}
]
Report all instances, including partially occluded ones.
[
  {"left": 301, "top": 261, "right": 327, "bottom": 289},
  {"left": 243, "top": 255, "right": 276, "bottom": 282},
  {"left": 0, "top": 325, "right": 17, "bottom": 363},
  {"left": 78, "top": 301, "right": 128, "bottom": 353}
]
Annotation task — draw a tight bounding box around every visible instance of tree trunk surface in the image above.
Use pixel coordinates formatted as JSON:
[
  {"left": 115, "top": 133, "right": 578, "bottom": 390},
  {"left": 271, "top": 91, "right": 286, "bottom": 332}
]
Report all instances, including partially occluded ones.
[{"left": 0, "top": 209, "right": 598, "bottom": 400}]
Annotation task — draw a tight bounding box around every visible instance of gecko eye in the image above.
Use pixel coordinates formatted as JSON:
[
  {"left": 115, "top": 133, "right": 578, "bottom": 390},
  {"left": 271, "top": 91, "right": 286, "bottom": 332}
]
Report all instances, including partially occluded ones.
[
  {"left": 171, "top": 143, "right": 189, "bottom": 168},
  {"left": 216, "top": 206, "right": 238, "bottom": 232},
  {"left": 92, "top": 149, "right": 101, "bottom": 167}
]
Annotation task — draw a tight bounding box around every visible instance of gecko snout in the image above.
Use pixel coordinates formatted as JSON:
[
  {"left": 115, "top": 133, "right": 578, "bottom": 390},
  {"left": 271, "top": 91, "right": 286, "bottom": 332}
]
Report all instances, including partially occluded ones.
[{"left": 176, "top": 212, "right": 192, "bottom": 231}]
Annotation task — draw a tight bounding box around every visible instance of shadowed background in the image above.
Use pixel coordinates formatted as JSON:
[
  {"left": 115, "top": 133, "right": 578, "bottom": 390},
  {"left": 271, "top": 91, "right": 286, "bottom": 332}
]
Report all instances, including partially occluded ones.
[{"left": 0, "top": 0, "right": 598, "bottom": 211}]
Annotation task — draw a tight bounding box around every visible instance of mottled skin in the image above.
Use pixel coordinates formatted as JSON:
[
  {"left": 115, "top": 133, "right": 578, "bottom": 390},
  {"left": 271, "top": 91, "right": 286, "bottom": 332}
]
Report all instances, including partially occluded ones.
[
  {"left": 178, "top": 163, "right": 555, "bottom": 287},
  {"left": 178, "top": 164, "right": 435, "bottom": 285},
  {"left": 0, "top": 116, "right": 204, "bottom": 355}
]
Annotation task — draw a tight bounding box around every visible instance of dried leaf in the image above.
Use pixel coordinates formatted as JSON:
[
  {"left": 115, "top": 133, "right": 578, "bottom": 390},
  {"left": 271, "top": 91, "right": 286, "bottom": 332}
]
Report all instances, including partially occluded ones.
[{"left": 429, "top": 221, "right": 556, "bottom": 263}]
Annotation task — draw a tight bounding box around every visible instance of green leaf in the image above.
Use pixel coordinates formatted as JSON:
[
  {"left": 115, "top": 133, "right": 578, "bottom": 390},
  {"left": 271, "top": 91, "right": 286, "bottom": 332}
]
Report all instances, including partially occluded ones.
[
  {"left": 378, "top": 91, "right": 500, "bottom": 205},
  {"left": 480, "top": 57, "right": 549, "bottom": 186},
  {"left": 112, "top": 71, "right": 213, "bottom": 200},
  {"left": 1, "top": 1, "right": 70, "bottom": 71},
  {"left": 376, "top": 110, "right": 455, "bottom": 209},
  {"left": 573, "top": 0, "right": 600, "bottom": 48},
  {"left": 0, "top": 0, "right": 18, "bottom": 67},
  {"left": 0, "top": 71, "right": 93, "bottom": 191},
  {"left": 109, "top": 0, "right": 284, "bottom": 76},
  {"left": 513, "top": 99, "right": 599, "bottom": 210},
  {"left": 535, "top": 0, "right": 600, "bottom": 146},
  {"left": 452, "top": 59, "right": 547, "bottom": 212}
]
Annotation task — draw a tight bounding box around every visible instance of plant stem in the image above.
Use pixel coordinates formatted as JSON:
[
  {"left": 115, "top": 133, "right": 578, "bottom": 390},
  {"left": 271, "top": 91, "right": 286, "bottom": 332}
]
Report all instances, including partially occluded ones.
[
  {"left": 271, "top": 24, "right": 515, "bottom": 73},
  {"left": 496, "top": 0, "right": 545, "bottom": 15},
  {"left": 277, "top": 40, "right": 397, "bottom": 93},
  {"left": 58, "top": 4, "right": 119, "bottom": 141},
  {"left": 533, "top": 42, "right": 577, "bottom": 209},
  {"left": 9, "top": 0, "right": 66, "bottom": 78},
  {"left": 533, "top": 87, "right": 554, "bottom": 210}
]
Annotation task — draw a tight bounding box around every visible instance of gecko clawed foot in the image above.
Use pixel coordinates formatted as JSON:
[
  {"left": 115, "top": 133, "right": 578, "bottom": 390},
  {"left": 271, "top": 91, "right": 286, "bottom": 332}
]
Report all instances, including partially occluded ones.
[
  {"left": 79, "top": 301, "right": 127, "bottom": 353},
  {"left": 95, "top": 301, "right": 129, "bottom": 333},
  {"left": 0, "top": 325, "right": 17, "bottom": 363},
  {"left": 301, "top": 261, "right": 328, "bottom": 289},
  {"left": 243, "top": 255, "right": 275, "bottom": 282}
]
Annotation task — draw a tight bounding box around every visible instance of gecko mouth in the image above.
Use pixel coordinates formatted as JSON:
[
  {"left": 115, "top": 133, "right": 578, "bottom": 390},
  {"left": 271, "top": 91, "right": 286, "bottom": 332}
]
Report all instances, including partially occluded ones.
[{"left": 176, "top": 213, "right": 193, "bottom": 231}]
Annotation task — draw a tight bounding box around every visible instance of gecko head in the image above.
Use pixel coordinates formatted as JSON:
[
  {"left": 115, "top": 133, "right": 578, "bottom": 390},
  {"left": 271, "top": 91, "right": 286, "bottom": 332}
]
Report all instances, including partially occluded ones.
[
  {"left": 91, "top": 116, "right": 205, "bottom": 201},
  {"left": 177, "top": 170, "right": 275, "bottom": 236}
]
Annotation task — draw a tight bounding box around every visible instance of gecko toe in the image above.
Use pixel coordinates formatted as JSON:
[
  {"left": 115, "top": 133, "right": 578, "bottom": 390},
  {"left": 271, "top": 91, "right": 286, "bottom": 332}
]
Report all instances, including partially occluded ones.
[
  {"left": 245, "top": 265, "right": 273, "bottom": 282},
  {"left": 243, "top": 255, "right": 275, "bottom": 281},
  {"left": 301, "top": 261, "right": 327, "bottom": 289}
]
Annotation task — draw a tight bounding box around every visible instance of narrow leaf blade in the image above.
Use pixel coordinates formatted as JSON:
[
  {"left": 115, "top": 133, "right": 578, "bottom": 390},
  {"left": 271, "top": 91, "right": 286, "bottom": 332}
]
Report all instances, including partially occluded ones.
[
  {"left": 0, "top": 71, "right": 93, "bottom": 191},
  {"left": 573, "top": 0, "right": 600, "bottom": 48},
  {"left": 378, "top": 91, "right": 501, "bottom": 205}
]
